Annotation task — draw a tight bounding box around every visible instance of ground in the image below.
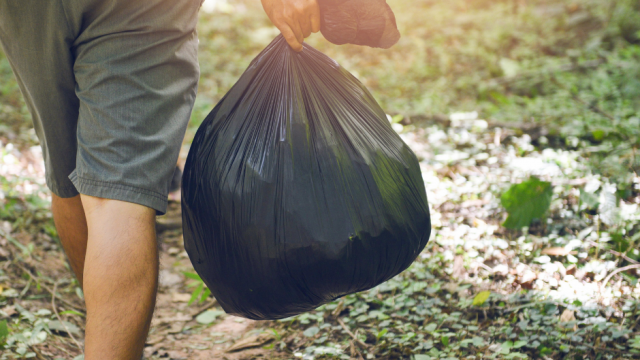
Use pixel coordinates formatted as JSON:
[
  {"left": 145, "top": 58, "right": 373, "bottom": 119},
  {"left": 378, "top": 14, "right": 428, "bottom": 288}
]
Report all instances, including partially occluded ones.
[
  {"left": 1, "top": 114, "right": 639, "bottom": 359},
  {"left": 2, "top": 0, "right": 640, "bottom": 359}
]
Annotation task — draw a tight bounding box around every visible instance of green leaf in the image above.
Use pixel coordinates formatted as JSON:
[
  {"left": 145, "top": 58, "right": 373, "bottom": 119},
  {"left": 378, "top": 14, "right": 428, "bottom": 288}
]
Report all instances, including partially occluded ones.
[
  {"left": 200, "top": 288, "right": 211, "bottom": 304},
  {"left": 48, "top": 320, "right": 81, "bottom": 335},
  {"left": 472, "top": 291, "right": 491, "bottom": 306},
  {"left": 60, "top": 310, "right": 85, "bottom": 317},
  {"left": 472, "top": 336, "right": 485, "bottom": 347},
  {"left": 413, "top": 355, "right": 431, "bottom": 360},
  {"left": 75, "top": 287, "right": 84, "bottom": 301},
  {"left": 391, "top": 114, "right": 404, "bottom": 124},
  {"left": 513, "top": 340, "right": 527, "bottom": 349},
  {"left": 441, "top": 336, "right": 449, "bottom": 347},
  {"left": 376, "top": 328, "right": 388, "bottom": 340},
  {"left": 592, "top": 129, "right": 605, "bottom": 141},
  {"left": 196, "top": 310, "right": 225, "bottom": 324},
  {"left": 189, "top": 283, "right": 204, "bottom": 305},
  {"left": 303, "top": 326, "right": 320, "bottom": 337},
  {"left": 501, "top": 177, "right": 552, "bottom": 229},
  {"left": 183, "top": 272, "right": 202, "bottom": 281},
  {"left": 0, "top": 320, "right": 8, "bottom": 343}
]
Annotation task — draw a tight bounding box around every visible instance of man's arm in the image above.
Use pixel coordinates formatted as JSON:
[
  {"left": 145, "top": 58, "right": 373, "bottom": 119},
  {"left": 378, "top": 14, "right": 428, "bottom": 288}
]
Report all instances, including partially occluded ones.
[{"left": 261, "top": 0, "right": 320, "bottom": 52}]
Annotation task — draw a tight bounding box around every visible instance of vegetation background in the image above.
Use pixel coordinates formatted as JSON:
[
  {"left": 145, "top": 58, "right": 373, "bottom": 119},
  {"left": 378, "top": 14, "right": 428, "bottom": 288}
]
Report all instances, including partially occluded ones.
[{"left": 1, "top": 0, "right": 639, "bottom": 359}]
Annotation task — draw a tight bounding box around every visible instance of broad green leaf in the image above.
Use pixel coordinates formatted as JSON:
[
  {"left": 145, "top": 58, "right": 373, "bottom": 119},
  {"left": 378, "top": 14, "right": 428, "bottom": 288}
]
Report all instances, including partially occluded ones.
[
  {"left": 413, "top": 355, "right": 431, "bottom": 360},
  {"left": 441, "top": 336, "right": 449, "bottom": 347},
  {"left": 472, "top": 291, "right": 491, "bottom": 306},
  {"left": 501, "top": 177, "right": 552, "bottom": 229},
  {"left": 472, "top": 336, "right": 485, "bottom": 347},
  {"left": 196, "top": 310, "right": 225, "bottom": 324},
  {"left": 513, "top": 340, "right": 527, "bottom": 348},
  {"left": 48, "top": 320, "right": 81, "bottom": 335},
  {"left": 303, "top": 326, "right": 319, "bottom": 337}
]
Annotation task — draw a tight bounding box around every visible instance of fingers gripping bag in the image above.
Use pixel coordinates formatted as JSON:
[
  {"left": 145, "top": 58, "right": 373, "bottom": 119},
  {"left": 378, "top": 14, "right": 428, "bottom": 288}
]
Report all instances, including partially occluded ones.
[{"left": 182, "top": 35, "right": 431, "bottom": 320}]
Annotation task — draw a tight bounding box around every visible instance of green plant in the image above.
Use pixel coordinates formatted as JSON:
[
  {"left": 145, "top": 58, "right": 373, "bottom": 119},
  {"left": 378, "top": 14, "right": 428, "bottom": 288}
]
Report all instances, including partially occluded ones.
[{"left": 501, "top": 177, "right": 553, "bottom": 229}]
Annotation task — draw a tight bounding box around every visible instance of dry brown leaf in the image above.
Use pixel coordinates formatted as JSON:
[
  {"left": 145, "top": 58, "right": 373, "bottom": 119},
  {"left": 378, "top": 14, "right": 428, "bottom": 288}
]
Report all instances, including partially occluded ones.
[
  {"left": 171, "top": 293, "right": 192, "bottom": 303},
  {"left": 472, "top": 218, "right": 488, "bottom": 228},
  {"left": 560, "top": 309, "right": 575, "bottom": 322},
  {"left": 515, "top": 272, "right": 537, "bottom": 290},
  {"left": 541, "top": 247, "right": 575, "bottom": 256},
  {"left": 452, "top": 255, "right": 466, "bottom": 279},
  {"left": 0, "top": 305, "right": 16, "bottom": 317},
  {"left": 225, "top": 333, "right": 274, "bottom": 353},
  {"left": 146, "top": 334, "right": 166, "bottom": 345}
]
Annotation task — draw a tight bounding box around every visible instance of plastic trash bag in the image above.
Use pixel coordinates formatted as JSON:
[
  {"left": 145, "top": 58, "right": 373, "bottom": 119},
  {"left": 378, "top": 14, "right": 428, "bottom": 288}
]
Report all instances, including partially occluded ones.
[
  {"left": 319, "top": 0, "right": 401, "bottom": 49},
  {"left": 182, "top": 35, "right": 431, "bottom": 320}
]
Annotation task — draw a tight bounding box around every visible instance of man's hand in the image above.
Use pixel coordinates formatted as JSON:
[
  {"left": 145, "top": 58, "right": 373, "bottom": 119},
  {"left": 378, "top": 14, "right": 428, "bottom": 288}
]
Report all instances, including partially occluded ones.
[{"left": 261, "top": 0, "right": 320, "bottom": 52}]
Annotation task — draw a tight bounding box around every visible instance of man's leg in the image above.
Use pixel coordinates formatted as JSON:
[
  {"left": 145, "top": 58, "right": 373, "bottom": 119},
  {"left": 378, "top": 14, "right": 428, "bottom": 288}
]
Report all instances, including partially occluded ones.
[
  {"left": 51, "top": 194, "right": 88, "bottom": 286},
  {"left": 81, "top": 195, "right": 158, "bottom": 360}
]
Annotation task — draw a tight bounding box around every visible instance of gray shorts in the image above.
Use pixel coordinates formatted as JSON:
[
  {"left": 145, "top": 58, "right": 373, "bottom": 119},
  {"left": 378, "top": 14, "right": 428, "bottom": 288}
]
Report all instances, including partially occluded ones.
[{"left": 0, "top": 0, "right": 201, "bottom": 214}]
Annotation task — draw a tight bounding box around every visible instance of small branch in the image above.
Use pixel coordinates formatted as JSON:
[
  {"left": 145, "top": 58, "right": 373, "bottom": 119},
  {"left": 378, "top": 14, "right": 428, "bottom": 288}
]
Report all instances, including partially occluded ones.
[
  {"left": 27, "top": 345, "right": 47, "bottom": 360},
  {"left": 601, "top": 264, "right": 640, "bottom": 289},
  {"left": 587, "top": 241, "right": 639, "bottom": 265},
  {"left": 337, "top": 318, "right": 369, "bottom": 349},
  {"left": 13, "top": 261, "right": 85, "bottom": 313},
  {"left": 52, "top": 281, "right": 84, "bottom": 351}
]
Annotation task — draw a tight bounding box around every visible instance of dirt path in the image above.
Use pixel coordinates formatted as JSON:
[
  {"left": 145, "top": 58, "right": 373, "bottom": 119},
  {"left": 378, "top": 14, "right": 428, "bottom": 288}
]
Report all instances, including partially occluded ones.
[{"left": 144, "top": 202, "right": 276, "bottom": 360}]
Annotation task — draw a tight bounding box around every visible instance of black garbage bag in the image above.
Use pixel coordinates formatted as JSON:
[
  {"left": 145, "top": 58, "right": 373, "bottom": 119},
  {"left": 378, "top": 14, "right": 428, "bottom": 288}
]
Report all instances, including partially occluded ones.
[
  {"left": 319, "top": 0, "right": 401, "bottom": 49},
  {"left": 182, "top": 35, "right": 431, "bottom": 320}
]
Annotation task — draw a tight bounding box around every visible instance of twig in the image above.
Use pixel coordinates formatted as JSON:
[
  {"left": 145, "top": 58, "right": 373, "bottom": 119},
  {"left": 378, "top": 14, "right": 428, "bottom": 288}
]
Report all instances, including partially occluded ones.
[
  {"left": 52, "top": 281, "right": 84, "bottom": 351},
  {"left": 337, "top": 318, "right": 369, "bottom": 349},
  {"left": 27, "top": 345, "right": 47, "bottom": 360},
  {"left": 601, "top": 264, "right": 640, "bottom": 289},
  {"left": 13, "top": 261, "right": 85, "bottom": 313},
  {"left": 586, "top": 240, "right": 639, "bottom": 265}
]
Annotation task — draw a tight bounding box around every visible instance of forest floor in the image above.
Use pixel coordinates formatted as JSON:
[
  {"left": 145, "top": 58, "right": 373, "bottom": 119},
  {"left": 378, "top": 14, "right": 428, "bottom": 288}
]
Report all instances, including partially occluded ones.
[
  {"left": 1, "top": 114, "right": 639, "bottom": 360},
  {"left": 2, "top": 0, "right": 640, "bottom": 358}
]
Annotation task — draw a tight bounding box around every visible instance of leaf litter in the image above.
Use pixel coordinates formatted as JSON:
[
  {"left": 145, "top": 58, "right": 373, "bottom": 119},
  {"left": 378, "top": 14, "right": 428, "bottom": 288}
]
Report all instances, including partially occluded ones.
[{"left": 2, "top": 108, "right": 640, "bottom": 359}]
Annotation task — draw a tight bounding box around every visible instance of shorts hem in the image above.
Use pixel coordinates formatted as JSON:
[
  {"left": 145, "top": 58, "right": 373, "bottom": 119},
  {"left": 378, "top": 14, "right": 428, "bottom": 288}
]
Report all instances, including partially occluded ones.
[
  {"left": 69, "top": 174, "right": 168, "bottom": 215},
  {"left": 46, "top": 176, "right": 80, "bottom": 198}
]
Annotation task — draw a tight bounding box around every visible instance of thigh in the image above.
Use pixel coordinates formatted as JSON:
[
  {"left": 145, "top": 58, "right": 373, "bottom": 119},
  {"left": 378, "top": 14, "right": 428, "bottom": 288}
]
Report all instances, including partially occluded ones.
[
  {"left": 68, "top": 0, "right": 202, "bottom": 214},
  {"left": 0, "top": 0, "right": 80, "bottom": 198}
]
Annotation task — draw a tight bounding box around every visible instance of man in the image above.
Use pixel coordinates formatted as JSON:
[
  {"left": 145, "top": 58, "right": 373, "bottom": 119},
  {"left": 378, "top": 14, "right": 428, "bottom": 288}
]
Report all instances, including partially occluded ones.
[{"left": 0, "top": 0, "right": 319, "bottom": 358}]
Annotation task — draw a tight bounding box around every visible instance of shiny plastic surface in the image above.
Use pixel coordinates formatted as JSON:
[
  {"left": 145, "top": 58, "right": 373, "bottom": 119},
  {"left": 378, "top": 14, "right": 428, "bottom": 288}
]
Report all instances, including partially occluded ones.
[
  {"left": 182, "top": 36, "right": 431, "bottom": 320},
  {"left": 319, "top": 0, "right": 401, "bottom": 49}
]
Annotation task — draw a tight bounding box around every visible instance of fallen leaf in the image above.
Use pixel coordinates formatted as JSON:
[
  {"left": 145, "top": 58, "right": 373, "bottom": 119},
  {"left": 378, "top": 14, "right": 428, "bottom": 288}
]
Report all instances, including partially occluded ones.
[
  {"left": 452, "top": 255, "right": 465, "bottom": 279},
  {"left": 541, "top": 247, "right": 575, "bottom": 256},
  {"left": 196, "top": 310, "right": 225, "bottom": 324},
  {"left": 472, "top": 291, "right": 491, "bottom": 306},
  {"left": 0, "top": 306, "right": 16, "bottom": 317},
  {"left": 48, "top": 320, "right": 81, "bottom": 335},
  {"left": 560, "top": 309, "right": 575, "bottom": 323},
  {"left": 226, "top": 333, "right": 274, "bottom": 353},
  {"left": 171, "top": 293, "right": 192, "bottom": 303},
  {"left": 146, "top": 334, "right": 165, "bottom": 345},
  {"left": 516, "top": 271, "right": 537, "bottom": 290},
  {"left": 166, "top": 322, "right": 184, "bottom": 334},
  {"left": 472, "top": 217, "right": 488, "bottom": 228}
]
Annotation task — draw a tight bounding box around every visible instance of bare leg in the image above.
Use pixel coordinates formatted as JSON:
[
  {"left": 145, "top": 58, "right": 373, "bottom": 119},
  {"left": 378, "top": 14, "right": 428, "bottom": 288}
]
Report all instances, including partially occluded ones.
[
  {"left": 81, "top": 195, "right": 158, "bottom": 360},
  {"left": 51, "top": 194, "right": 88, "bottom": 286}
]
